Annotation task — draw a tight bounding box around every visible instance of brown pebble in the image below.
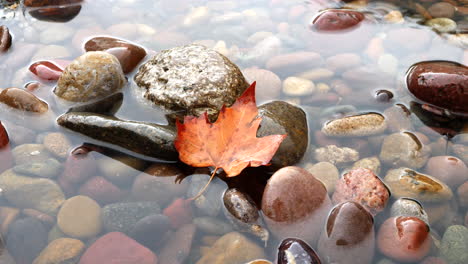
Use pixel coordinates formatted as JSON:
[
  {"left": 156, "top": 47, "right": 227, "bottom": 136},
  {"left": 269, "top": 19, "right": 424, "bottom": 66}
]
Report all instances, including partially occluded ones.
[
  {"left": 0, "top": 88, "right": 48, "bottom": 113},
  {"left": 428, "top": 2, "right": 455, "bottom": 18},
  {"left": 0, "top": 26, "right": 12, "bottom": 52}
]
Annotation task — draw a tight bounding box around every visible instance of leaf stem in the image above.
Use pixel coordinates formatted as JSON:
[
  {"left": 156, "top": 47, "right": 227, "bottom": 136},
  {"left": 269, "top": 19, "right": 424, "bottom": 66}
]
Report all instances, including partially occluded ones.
[{"left": 189, "top": 167, "right": 219, "bottom": 201}]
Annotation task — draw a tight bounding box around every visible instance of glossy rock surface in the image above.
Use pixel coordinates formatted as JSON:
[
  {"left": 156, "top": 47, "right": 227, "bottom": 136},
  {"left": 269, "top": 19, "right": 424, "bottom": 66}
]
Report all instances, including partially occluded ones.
[
  {"left": 0, "top": 88, "right": 49, "bottom": 113},
  {"left": 278, "top": 238, "right": 321, "bottom": 264}
]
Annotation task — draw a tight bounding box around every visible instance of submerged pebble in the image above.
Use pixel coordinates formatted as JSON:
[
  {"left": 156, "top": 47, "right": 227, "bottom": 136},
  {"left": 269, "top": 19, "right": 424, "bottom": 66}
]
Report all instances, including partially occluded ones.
[
  {"left": 278, "top": 238, "right": 322, "bottom": 264},
  {"left": 0, "top": 25, "right": 12, "bottom": 52},
  {"left": 322, "top": 112, "right": 387, "bottom": 137}
]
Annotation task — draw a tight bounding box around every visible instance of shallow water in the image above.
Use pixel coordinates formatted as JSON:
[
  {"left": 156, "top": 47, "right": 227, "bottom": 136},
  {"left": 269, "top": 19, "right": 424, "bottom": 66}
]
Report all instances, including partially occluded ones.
[{"left": 0, "top": 0, "right": 467, "bottom": 263}]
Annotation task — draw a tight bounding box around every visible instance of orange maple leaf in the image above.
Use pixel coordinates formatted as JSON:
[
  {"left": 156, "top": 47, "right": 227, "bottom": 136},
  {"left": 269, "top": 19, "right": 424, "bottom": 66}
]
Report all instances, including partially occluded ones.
[{"left": 175, "top": 82, "right": 286, "bottom": 179}]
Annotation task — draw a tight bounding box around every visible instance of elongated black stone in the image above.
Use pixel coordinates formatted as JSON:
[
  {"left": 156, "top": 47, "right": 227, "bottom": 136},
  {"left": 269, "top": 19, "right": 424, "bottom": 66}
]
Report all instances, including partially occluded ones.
[{"left": 57, "top": 112, "right": 177, "bottom": 160}]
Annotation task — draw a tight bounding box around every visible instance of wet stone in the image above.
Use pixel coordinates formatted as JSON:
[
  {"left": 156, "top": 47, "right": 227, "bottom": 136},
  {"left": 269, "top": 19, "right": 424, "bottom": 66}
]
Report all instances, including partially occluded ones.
[
  {"left": 84, "top": 36, "right": 147, "bottom": 74},
  {"left": 0, "top": 88, "right": 49, "bottom": 113},
  {"left": 13, "top": 158, "right": 62, "bottom": 178},
  {"left": 304, "top": 162, "right": 339, "bottom": 194},
  {"left": 426, "top": 18, "right": 457, "bottom": 33},
  {"left": 193, "top": 217, "right": 233, "bottom": 235},
  {"left": 134, "top": 44, "right": 249, "bottom": 120},
  {"left": 223, "top": 188, "right": 259, "bottom": 224},
  {"left": 97, "top": 156, "right": 141, "bottom": 186},
  {"left": 43, "top": 132, "right": 71, "bottom": 159},
  {"left": 242, "top": 68, "right": 281, "bottom": 103},
  {"left": 196, "top": 232, "right": 265, "bottom": 264},
  {"left": 384, "top": 167, "right": 453, "bottom": 202},
  {"left": 311, "top": 9, "right": 366, "bottom": 31},
  {"left": 383, "top": 104, "right": 413, "bottom": 132},
  {"left": 282, "top": 76, "right": 315, "bottom": 96},
  {"left": 379, "top": 132, "right": 431, "bottom": 169},
  {"left": 0, "top": 206, "right": 19, "bottom": 236},
  {"left": 102, "top": 201, "right": 161, "bottom": 234},
  {"left": 317, "top": 201, "right": 375, "bottom": 264},
  {"left": 333, "top": 168, "right": 390, "bottom": 216},
  {"left": 322, "top": 112, "right": 387, "bottom": 137},
  {"left": 57, "top": 195, "right": 102, "bottom": 239},
  {"left": 6, "top": 217, "right": 48, "bottom": 264},
  {"left": 24, "top": 0, "right": 83, "bottom": 7},
  {"left": 54, "top": 51, "right": 126, "bottom": 102},
  {"left": 262, "top": 166, "right": 331, "bottom": 244},
  {"left": 390, "top": 198, "right": 429, "bottom": 225},
  {"left": 29, "top": 60, "right": 67, "bottom": 81},
  {"left": 187, "top": 174, "right": 227, "bottom": 217},
  {"left": 129, "top": 214, "right": 170, "bottom": 250},
  {"left": 12, "top": 144, "right": 53, "bottom": 165},
  {"left": 78, "top": 176, "right": 127, "bottom": 205},
  {"left": 314, "top": 145, "right": 359, "bottom": 166},
  {"left": 377, "top": 216, "right": 431, "bottom": 263},
  {"left": 428, "top": 2, "right": 456, "bottom": 18},
  {"left": 0, "top": 169, "right": 65, "bottom": 215},
  {"left": 79, "top": 232, "right": 157, "bottom": 264},
  {"left": 277, "top": 238, "right": 322, "bottom": 264},
  {"left": 351, "top": 156, "right": 381, "bottom": 175},
  {"left": 440, "top": 225, "right": 468, "bottom": 264},
  {"left": 33, "top": 237, "right": 85, "bottom": 264},
  {"left": 406, "top": 61, "right": 468, "bottom": 114},
  {"left": 0, "top": 121, "right": 13, "bottom": 175},
  {"left": 257, "top": 101, "right": 308, "bottom": 169},
  {"left": 0, "top": 25, "right": 12, "bottom": 53},
  {"left": 67, "top": 92, "right": 123, "bottom": 116},
  {"left": 424, "top": 156, "right": 468, "bottom": 188},
  {"left": 158, "top": 224, "right": 196, "bottom": 264}
]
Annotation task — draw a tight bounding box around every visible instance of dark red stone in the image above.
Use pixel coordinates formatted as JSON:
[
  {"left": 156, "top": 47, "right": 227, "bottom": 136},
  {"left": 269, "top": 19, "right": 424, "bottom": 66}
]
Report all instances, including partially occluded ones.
[
  {"left": 84, "top": 37, "right": 147, "bottom": 73},
  {"left": 29, "top": 60, "right": 69, "bottom": 81},
  {"left": 0, "top": 121, "right": 13, "bottom": 174},
  {"left": 78, "top": 232, "right": 157, "bottom": 264},
  {"left": 406, "top": 61, "right": 468, "bottom": 114},
  {"left": 29, "top": 5, "right": 82, "bottom": 22},
  {"left": 24, "top": 0, "right": 82, "bottom": 7},
  {"left": 0, "top": 26, "right": 12, "bottom": 53},
  {"left": 78, "top": 176, "right": 128, "bottom": 205},
  {"left": 311, "top": 9, "right": 365, "bottom": 31},
  {"left": 278, "top": 238, "right": 322, "bottom": 264}
]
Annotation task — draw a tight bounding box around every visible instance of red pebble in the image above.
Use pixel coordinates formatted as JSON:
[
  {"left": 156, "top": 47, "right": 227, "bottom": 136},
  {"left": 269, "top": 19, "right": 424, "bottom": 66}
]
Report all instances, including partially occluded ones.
[
  {"left": 311, "top": 9, "right": 365, "bottom": 31},
  {"left": 377, "top": 216, "right": 431, "bottom": 263},
  {"left": 29, "top": 60, "right": 70, "bottom": 81},
  {"left": 79, "top": 176, "right": 127, "bottom": 205},
  {"left": 0, "top": 121, "right": 13, "bottom": 174},
  {"left": 163, "top": 198, "right": 192, "bottom": 229},
  {"left": 79, "top": 232, "right": 157, "bottom": 264}
]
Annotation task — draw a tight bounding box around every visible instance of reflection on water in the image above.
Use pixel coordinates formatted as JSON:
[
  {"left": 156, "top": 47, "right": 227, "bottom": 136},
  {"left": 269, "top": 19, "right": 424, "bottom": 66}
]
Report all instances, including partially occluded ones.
[{"left": 0, "top": 0, "right": 467, "bottom": 263}]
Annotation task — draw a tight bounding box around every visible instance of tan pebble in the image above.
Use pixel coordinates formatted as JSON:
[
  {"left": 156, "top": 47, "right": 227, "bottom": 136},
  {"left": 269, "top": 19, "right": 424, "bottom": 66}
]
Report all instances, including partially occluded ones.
[
  {"left": 33, "top": 238, "right": 85, "bottom": 264},
  {"left": 384, "top": 10, "right": 404, "bottom": 23},
  {"left": 379, "top": 132, "right": 431, "bottom": 169},
  {"left": 304, "top": 162, "right": 339, "bottom": 193},
  {"left": 298, "top": 68, "right": 334, "bottom": 81},
  {"left": 43, "top": 133, "right": 71, "bottom": 159},
  {"left": 351, "top": 156, "right": 381, "bottom": 175},
  {"left": 315, "top": 83, "right": 330, "bottom": 93},
  {"left": 282, "top": 77, "right": 315, "bottom": 96},
  {"left": 57, "top": 195, "right": 102, "bottom": 239},
  {"left": 322, "top": 113, "right": 387, "bottom": 137}
]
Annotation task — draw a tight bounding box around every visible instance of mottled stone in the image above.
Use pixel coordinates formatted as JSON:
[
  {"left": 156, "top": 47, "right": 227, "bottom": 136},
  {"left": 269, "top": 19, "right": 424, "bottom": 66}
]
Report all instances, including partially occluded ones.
[
  {"left": 55, "top": 51, "right": 126, "bottom": 102},
  {"left": 57, "top": 195, "right": 102, "bottom": 239},
  {"left": 314, "top": 145, "right": 359, "bottom": 166},
  {"left": 134, "top": 44, "right": 248, "bottom": 120},
  {"left": 196, "top": 232, "right": 265, "bottom": 264},
  {"left": 322, "top": 112, "right": 387, "bottom": 137},
  {"left": 102, "top": 201, "right": 161, "bottom": 233},
  {"left": 351, "top": 156, "right": 381, "bottom": 175},
  {"left": 0, "top": 88, "right": 49, "bottom": 113},
  {"left": 384, "top": 167, "right": 453, "bottom": 202},
  {"left": 33, "top": 238, "right": 85, "bottom": 264},
  {"left": 0, "top": 169, "right": 65, "bottom": 215},
  {"left": 377, "top": 216, "right": 431, "bottom": 262},
  {"left": 318, "top": 201, "right": 375, "bottom": 264},
  {"left": 390, "top": 198, "right": 429, "bottom": 225},
  {"left": 379, "top": 132, "right": 431, "bottom": 169},
  {"left": 262, "top": 166, "right": 331, "bottom": 244},
  {"left": 440, "top": 225, "right": 468, "bottom": 264}
]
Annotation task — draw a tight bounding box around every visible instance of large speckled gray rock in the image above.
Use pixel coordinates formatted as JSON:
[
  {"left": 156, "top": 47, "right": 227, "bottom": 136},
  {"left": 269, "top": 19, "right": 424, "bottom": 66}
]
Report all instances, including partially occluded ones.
[
  {"left": 257, "top": 101, "right": 308, "bottom": 169},
  {"left": 134, "top": 44, "right": 249, "bottom": 120},
  {"left": 54, "top": 51, "right": 126, "bottom": 102}
]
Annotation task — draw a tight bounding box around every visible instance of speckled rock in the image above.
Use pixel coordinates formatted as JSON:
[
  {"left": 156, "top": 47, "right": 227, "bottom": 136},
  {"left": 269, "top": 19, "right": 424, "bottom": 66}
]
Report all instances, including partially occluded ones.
[
  {"left": 261, "top": 166, "right": 331, "bottom": 244},
  {"left": 257, "top": 101, "right": 308, "bottom": 169},
  {"left": 377, "top": 216, "right": 431, "bottom": 262},
  {"left": 333, "top": 168, "right": 389, "bottom": 216},
  {"left": 196, "top": 232, "right": 265, "bottom": 264},
  {"left": 304, "top": 162, "right": 339, "bottom": 193},
  {"left": 33, "top": 238, "right": 85, "bottom": 264},
  {"left": 379, "top": 132, "right": 431, "bottom": 169},
  {"left": 0, "top": 169, "right": 65, "bottom": 215},
  {"left": 57, "top": 195, "right": 102, "bottom": 239},
  {"left": 317, "top": 201, "right": 375, "bottom": 264},
  {"left": 54, "top": 51, "right": 126, "bottom": 102},
  {"left": 102, "top": 201, "right": 161, "bottom": 234},
  {"left": 134, "top": 44, "right": 249, "bottom": 120},
  {"left": 440, "top": 225, "right": 468, "bottom": 264},
  {"left": 78, "top": 232, "right": 157, "bottom": 264},
  {"left": 43, "top": 133, "right": 71, "bottom": 159},
  {"left": 384, "top": 168, "right": 453, "bottom": 202},
  {"left": 12, "top": 144, "right": 53, "bottom": 165},
  {"left": 390, "top": 198, "right": 429, "bottom": 225},
  {"left": 314, "top": 145, "right": 359, "bottom": 166},
  {"left": 322, "top": 113, "right": 387, "bottom": 137},
  {"left": 351, "top": 156, "right": 381, "bottom": 175},
  {"left": 406, "top": 61, "right": 468, "bottom": 114}
]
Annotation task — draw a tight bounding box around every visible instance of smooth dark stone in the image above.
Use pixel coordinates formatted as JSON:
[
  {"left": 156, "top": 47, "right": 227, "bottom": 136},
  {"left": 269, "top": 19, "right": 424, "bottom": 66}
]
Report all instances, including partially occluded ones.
[
  {"left": 257, "top": 101, "right": 308, "bottom": 169},
  {"left": 84, "top": 37, "right": 147, "bottom": 73},
  {"left": 6, "top": 217, "right": 48, "bottom": 264},
  {"left": 406, "top": 61, "right": 468, "bottom": 114},
  {"left": 0, "top": 121, "right": 9, "bottom": 149},
  {"left": 223, "top": 188, "right": 259, "bottom": 223},
  {"left": 0, "top": 88, "right": 49, "bottom": 113},
  {"left": 0, "top": 26, "right": 12, "bottom": 52},
  {"left": 129, "top": 214, "right": 171, "bottom": 250},
  {"left": 24, "top": 0, "right": 83, "bottom": 7},
  {"left": 278, "top": 238, "right": 322, "bottom": 264},
  {"left": 311, "top": 9, "right": 365, "bottom": 31},
  {"left": 57, "top": 112, "right": 177, "bottom": 160},
  {"left": 67, "top": 93, "right": 123, "bottom": 116},
  {"left": 29, "top": 5, "right": 82, "bottom": 22}
]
